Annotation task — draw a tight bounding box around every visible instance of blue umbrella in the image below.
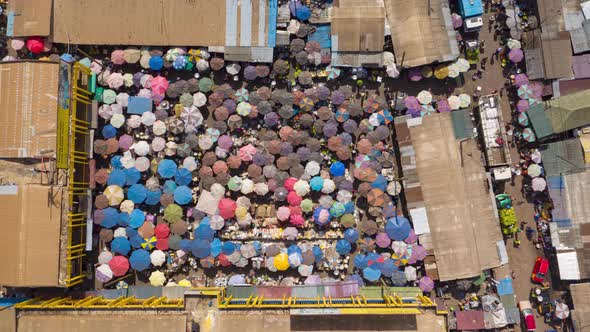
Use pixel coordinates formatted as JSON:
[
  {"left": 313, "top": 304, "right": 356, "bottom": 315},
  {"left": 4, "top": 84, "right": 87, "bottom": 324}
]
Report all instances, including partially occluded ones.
[
  {"left": 128, "top": 184, "right": 147, "bottom": 204},
  {"left": 179, "top": 239, "right": 192, "bottom": 252},
  {"left": 129, "top": 249, "right": 151, "bottom": 271},
  {"left": 336, "top": 239, "right": 352, "bottom": 255},
  {"left": 111, "top": 237, "right": 131, "bottom": 256},
  {"left": 111, "top": 155, "right": 123, "bottom": 169},
  {"left": 145, "top": 189, "right": 162, "bottom": 205},
  {"left": 211, "top": 238, "right": 222, "bottom": 258},
  {"left": 344, "top": 228, "right": 359, "bottom": 243},
  {"left": 102, "top": 124, "right": 117, "bottom": 139},
  {"left": 129, "top": 209, "right": 145, "bottom": 228},
  {"left": 380, "top": 259, "right": 397, "bottom": 277},
  {"left": 200, "top": 216, "right": 210, "bottom": 225},
  {"left": 163, "top": 180, "right": 177, "bottom": 195},
  {"left": 149, "top": 56, "right": 164, "bottom": 70},
  {"left": 354, "top": 254, "right": 369, "bottom": 269},
  {"left": 191, "top": 239, "right": 211, "bottom": 258},
  {"left": 175, "top": 168, "right": 192, "bottom": 186},
  {"left": 118, "top": 212, "right": 130, "bottom": 227},
  {"left": 313, "top": 207, "right": 332, "bottom": 226},
  {"left": 158, "top": 159, "right": 177, "bottom": 179},
  {"left": 288, "top": 244, "right": 302, "bottom": 255},
  {"left": 101, "top": 207, "right": 119, "bottom": 228},
  {"left": 107, "top": 169, "right": 126, "bottom": 187},
  {"left": 312, "top": 245, "right": 324, "bottom": 263},
  {"left": 296, "top": 4, "right": 311, "bottom": 20},
  {"left": 382, "top": 203, "right": 396, "bottom": 218},
  {"left": 174, "top": 185, "right": 192, "bottom": 205},
  {"left": 126, "top": 227, "right": 138, "bottom": 238},
  {"left": 124, "top": 168, "right": 141, "bottom": 186},
  {"left": 363, "top": 266, "right": 381, "bottom": 282},
  {"left": 347, "top": 274, "right": 365, "bottom": 287},
  {"left": 371, "top": 175, "right": 388, "bottom": 191},
  {"left": 310, "top": 176, "right": 324, "bottom": 191},
  {"left": 252, "top": 241, "right": 262, "bottom": 255},
  {"left": 330, "top": 161, "right": 345, "bottom": 177},
  {"left": 390, "top": 269, "right": 407, "bottom": 286},
  {"left": 344, "top": 202, "right": 354, "bottom": 214},
  {"left": 194, "top": 223, "right": 215, "bottom": 241},
  {"left": 222, "top": 242, "right": 236, "bottom": 255},
  {"left": 130, "top": 235, "right": 143, "bottom": 249},
  {"left": 385, "top": 216, "right": 412, "bottom": 241}
]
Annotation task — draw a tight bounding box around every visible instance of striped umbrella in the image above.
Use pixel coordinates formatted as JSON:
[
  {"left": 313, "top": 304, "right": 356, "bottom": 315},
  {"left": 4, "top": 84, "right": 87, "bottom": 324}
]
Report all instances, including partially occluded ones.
[
  {"left": 517, "top": 84, "right": 535, "bottom": 99},
  {"left": 522, "top": 128, "right": 536, "bottom": 142},
  {"left": 420, "top": 104, "right": 435, "bottom": 117},
  {"left": 517, "top": 112, "right": 529, "bottom": 126}
]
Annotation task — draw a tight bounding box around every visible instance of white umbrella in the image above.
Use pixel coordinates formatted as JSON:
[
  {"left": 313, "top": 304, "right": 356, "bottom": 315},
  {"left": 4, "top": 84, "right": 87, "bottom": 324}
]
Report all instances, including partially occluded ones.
[
  {"left": 196, "top": 59, "right": 209, "bottom": 72},
  {"left": 226, "top": 63, "right": 241, "bottom": 75},
  {"left": 198, "top": 135, "right": 214, "bottom": 150},
  {"left": 146, "top": 177, "right": 160, "bottom": 191},
  {"left": 104, "top": 185, "right": 124, "bottom": 206},
  {"left": 447, "top": 63, "right": 460, "bottom": 78},
  {"left": 119, "top": 200, "right": 134, "bottom": 213},
  {"left": 98, "top": 251, "right": 113, "bottom": 264},
  {"left": 138, "top": 88, "right": 152, "bottom": 99},
  {"left": 150, "top": 250, "right": 166, "bottom": 267},
  {"left": 132, "top": 141, "right": 150, "bottom": 156},
  {"left": 209, "top": 215, "right": 225, "bottom": 230},
  {"left": 110, "top": 113, "right": 125, "bottom": 128},
  {"left": 254, "top": 183, "right": 269, "bottom": 195},
  {"left": 116, "top": 92, "right": 129, "bottom": 107},
  {"left": 387, "top": 181, "right": 402, "bottom": 196},
  {"left": 149, "top": 271, "right": 166, "bottom": 286},
  {"left": 181, "top": 106, "right": 204, "bottom": 129},
  {"left": 96, "top": 264, "right": 114, "bottom": 282},
  {"left": 193, "top": 92, "right": 207, "bottom": 107},
  {"left": 121, "top": 152, "right": 135, "bottom": 169},
  {"left": 321, "top": 179, "right": 336, "bottom": 194},
  {"left": 123, "top": 74, "right": 134, "bottom": 87},
  {"left": 448, "top": 95, "right": 461, "bottom": 110},
  {"left": 554, "top": 302, "right": 570, "bottom": 320},
  {"left": 386, "top": 65, "right": 400, "bottom": 78},
  {"left": 140, "top": 74, "right": 153, "bottom": 88},
  {"left": 527, "top": 164, "right": 542, "bottom": 178},
  {"left": 404, "top": 266, "right": 417, "bottom": 281},
  {"left": 383, "top": 51, "right": 395, "bottom": 67},
  {"left": 153, "top": 120, "right": 167, "bottom": 136},
  {"left": 458, "top": 94, "right": 471, "bottom": 108},
  {"left": 298, "top": 265, "right": 313, "bottom": 276},
  {"left": 114, "top": 227, "right": 128, "bottom": 238},
  {"left": 531, "top": 150, "right": 542, "bottom": 163},
  {"left": 368, "top": 113, "right": 381, "bottom": 127},
  {"left": 532, "top": 177, "right": 547, "bottom": 191},
  {"left": 183, "top": 157, "right": 198, "bottom": 171},
  {"left": 98, "top": 105, "right": 114, "bottom": 120},
  {"left": 165, "top": 141, "right": 177, "bottom": 156},
  {"left": 141, "top": 111, "right": 156, "bottom": 126},
  {"left": 134, "top": 156, "right": 150, "bottom": 172},
  {"left": 237, "top": 102, "right": 252, "bottom": 116},
  {"left": 294, "top": 180, "right": 310, "bottom": 196},
  {"left": 507, "top": 38, "right": 521, "bottom": 49},
  {"left": 152, "top": 137, "right": 166, "bottom": 152},
  {"left": 416, "top": 90, "right": 432, "bottom": 105},
  {"left": 241, "top": 178, "right": 254, "bottom": 195},
  {"left": 210, "top": 183, "right": 226, "bottom": 199},
  {"left": 337, "top": 190, "right": 352, "bottom": 203},
  {"left": 454, "top": 58, "right": 470, "bottom": 73},
  {"left": 127, "top": 115, "right": 142, "bottom": 128},
  {"left": 305, "top": 161, "right": 320, "bottom": 176},
  {"left": 266, "top": 257, "right": 277, "bottom": 272}
]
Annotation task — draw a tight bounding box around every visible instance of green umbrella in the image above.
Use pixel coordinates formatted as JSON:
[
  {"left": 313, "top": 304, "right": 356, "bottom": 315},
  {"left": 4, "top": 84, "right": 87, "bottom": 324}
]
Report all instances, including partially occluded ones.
[
  {"left": 164, "top": 204, "right": 183, "bottom": 223},
  {"left": 198, "top": 77, "right": 213, "bottom": 93},
  {"left": 227, "top": 176, "right": 242, "bottom": 191},
  {"left": 340, "top": 214, "right": 355, "bottom": 228},
  {"left": 103, "top": 89, "right": 117, "bottom": 104},
  {"left": 300, "top": 198, "right": 313, "bottom": 213},
  {"left": 179, "top": 93, "right": 193, "bottom": 107}
]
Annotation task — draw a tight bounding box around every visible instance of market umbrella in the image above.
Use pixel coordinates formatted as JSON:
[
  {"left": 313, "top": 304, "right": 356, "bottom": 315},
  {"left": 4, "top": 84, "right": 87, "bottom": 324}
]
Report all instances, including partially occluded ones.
[
  {"left": 408, "top": 67, "right": 422, "bottom": 81},
  {"left": 554, "top": 302, "right": 570, "bottom": 320},
  {"left": 447, "top": 95, "right": 461, "bottom": 110},
  {"left": 522, "top": 127, "right": 536, "bottom": 142},
  {"left": 514, "top": 73, "right": 529, "bottom": 87},
  {"left": 458, "top": 94, "right": 471, "bottom": 108},
  {"left": 517, "top": 112, "right": 529, "bottom": 126},
  {"left": 109, "top": 256, "right": 129, "bottom": 277},
  {"left": 385, "top": 216, "right": 412, "bottom": 241},
  {"left": 149, "top": 270, "right": 166, "bottom": 286},
  {"left": 418, "top": 276, "right": 434, "bottom": 292},
  {"left": 532, "top": 177, "right": 547, "bottom": 191},
  {"left": 363, "top": 266, "right": 381, "bottom": 282},
  {"left": 508, "top": 48, "right": 524, "bottom": 63},
  {"left": 104, "top": 185, "right": 124, "bottom": 206}
]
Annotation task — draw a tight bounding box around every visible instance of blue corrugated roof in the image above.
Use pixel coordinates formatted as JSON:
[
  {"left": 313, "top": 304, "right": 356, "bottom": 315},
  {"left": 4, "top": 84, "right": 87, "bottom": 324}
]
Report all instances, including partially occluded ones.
[
  {"left": 459, "top": 0, "right": 483, "bottom": 18},
  {"left": 496, "top": 277, "right": 514, "bottom": 296}
]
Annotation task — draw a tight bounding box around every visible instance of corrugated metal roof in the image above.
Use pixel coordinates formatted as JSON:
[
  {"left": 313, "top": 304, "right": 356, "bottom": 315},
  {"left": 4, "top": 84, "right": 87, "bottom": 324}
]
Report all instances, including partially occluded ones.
[
  {"left": 539, "top": 139, "right": 585, "bottom": 176},
  {"left": 527, "top": 103, "right": 553, "bottom": 139},
  {"left": 525, "top": 48, "right": 545, "bottom": 80},
  {"left": 546, "top": 89, "right": 590, "bottom": 133},
  {"left": 451, "top": 109, "right": 475, "bottom": 139},
  {"left": 570, "top": 20, "right": 590, "bottom": 54}
]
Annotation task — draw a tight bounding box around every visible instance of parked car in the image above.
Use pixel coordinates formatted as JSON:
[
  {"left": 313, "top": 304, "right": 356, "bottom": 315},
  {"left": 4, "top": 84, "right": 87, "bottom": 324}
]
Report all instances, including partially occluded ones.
[
  {"left": 531, "top": 256, "right": 549, "bottom": 283},
  {"left": 518, "top": 301, "right": 537, "bottom": 331}
]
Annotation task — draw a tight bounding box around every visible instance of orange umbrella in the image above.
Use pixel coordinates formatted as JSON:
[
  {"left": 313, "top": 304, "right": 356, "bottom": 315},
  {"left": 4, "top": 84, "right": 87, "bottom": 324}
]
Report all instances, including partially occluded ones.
[{"left": 367, "top": 188, "right": 385, "bottom": 207}]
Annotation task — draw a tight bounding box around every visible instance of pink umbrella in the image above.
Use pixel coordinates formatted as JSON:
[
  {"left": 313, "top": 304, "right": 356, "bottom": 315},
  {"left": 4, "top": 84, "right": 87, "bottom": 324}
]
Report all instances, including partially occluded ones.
[
  {"left": 532, "top": 177, "right": 546, "bottom": 192},
  {"left": 508, "top": 48, "right": 524, "bottom": 63},
  {"left": 418, "top": 276, "right": 434, "bottom": 292},
  {"left": 218, "top": 198, "right": 237, "bottom": 219},
  {"left": 408, "top": 245, "right": 427, "bottom": 264},
  {"left": 404, "top": 229, "right": 417, "bottom": 244},
  {"left": 451, "top": 13, "right": 463, "bottom": 29},
  {"left": 118, "top": 134, "right": 134, "bottom": 151},
  {"left": 111, "top": 50, "right": 126, "bottom": 65},
  {"left": 151, "top": 76, "right": 169, "bottom": 96},
  {"left": 517, "top": 99, "right": 529, "bottom": 112},
  {"left": 277, "top": 206, "right": 290, "bottom": 221},
  {"left": 108, "top": 73, "right": 125, "bottom": 89},
  {"left": 436, "top": 99, "right": 451, "bottom": 113},
  {"left": 376, "top": 232, "right": 391, "bottom": 248},
  {"left": 514, "top": 73, "right": 529, "bottom": 87},
  {"left": 287, "top": 191, "right": 302, "bottom": 206},
  {"left": 238, "top": 144, "right": 257, "bottom": 162},
  {"left": 217, "top": 135, "right": 233, "bottom": 150},
  {"left": 290, "top": 214, "right": 305, "bottom": 227}
]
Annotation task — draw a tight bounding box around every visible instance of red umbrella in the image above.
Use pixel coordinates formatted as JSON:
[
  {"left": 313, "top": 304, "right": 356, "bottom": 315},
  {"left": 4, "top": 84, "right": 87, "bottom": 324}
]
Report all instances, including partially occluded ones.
[
  {"left": 108, "top": 256, "right": 129, "bottom": 277},
  {"left": 155, "top": 237, "right": 169, "bottom": 251},
  {"left": 218, "top": 254, "right": 231, "bottom": 267},
  {"left": 26, "top": 37, "right": 45, "bottom": 54},
  {"left": 218, "top": 198, "right": 237, "bottom": 219},
  {"left": 155, "top": 224, "right": 170, "bottom": 239}
]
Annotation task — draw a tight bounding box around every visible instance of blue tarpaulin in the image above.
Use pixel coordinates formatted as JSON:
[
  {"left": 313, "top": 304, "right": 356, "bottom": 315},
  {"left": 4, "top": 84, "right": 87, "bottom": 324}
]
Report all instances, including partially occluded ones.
[
  {"left": 496, "top": 277, "right": 514, "bottom": 296},
  {"left": 129, "top": 249, "right": 151, "bottom": 271},
  {"left": 308, "top": 25, "right": 331, "bottom": 49},
  {"left": 127, "top": 96, "right": 152, "bottom": 114}
]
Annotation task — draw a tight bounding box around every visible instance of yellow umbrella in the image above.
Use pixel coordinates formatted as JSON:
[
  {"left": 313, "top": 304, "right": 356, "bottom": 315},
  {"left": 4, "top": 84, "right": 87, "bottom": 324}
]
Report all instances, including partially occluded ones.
[
  {"left": 274, "top": 253, "right": 290, "bottom": 271},
  {"left": 434, "top": 65, "right": 449, "bottom": 80},
  {"left": 178, "top": 279, "right": 192, "bottom": 287},
  {"left": 149, "top": 270, "right": 166, "bottom": 286},
  {"left": 421, "top": 66, "right": 433, "bottom": 78},
  {"left": 235, "top": 206, "right": 248, "bottom": 220},
  {"left": 104, "top": 185, "right": 124, "bottom": 206}
]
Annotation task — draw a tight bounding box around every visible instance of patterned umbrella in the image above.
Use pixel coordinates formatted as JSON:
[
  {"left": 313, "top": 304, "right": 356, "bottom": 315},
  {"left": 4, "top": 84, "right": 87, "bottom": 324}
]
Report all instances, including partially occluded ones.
[
  {"left": 532, "top": 177, "right": 546, "bottom": 191},
  {"left": 104, "top": 185, "right": 124, "bottom": 206},
  {"left": 517, "top": 112, "right": 529, "bottom": 126},
  {"left": 418, "top": 276, "right": 434, "bottom": 292},
  {"left": 299, "top": 97, "right": 315, "bottom": 112},
  {"left": 522, "top": 127, "right": 536, "bottom": 142},
  {"left": 514, "top": 73, "right": 529, "bottom": 86},
  {"left": 403, "top": 96, "right": 420, "bottom": 111},
  {"left": 508, "top": 48, "right": 524, "bottom": 63},
  {"left": 420, "top": 104, "right": 435, "bottom": 117},
  {"left": 326, "top": 66, "right": 341, "bottom": 80},
  {"left": 517, "top": 99, "right": 529, "bottom": 112}
]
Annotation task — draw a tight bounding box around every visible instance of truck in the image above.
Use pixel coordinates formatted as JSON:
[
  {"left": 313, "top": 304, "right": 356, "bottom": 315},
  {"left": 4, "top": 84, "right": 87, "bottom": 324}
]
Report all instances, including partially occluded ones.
[
  {"left": 477, "top": 95, "right": 512, "bottom": 181},
  {"left": 458, "top": 0, "right": 484, "bottom": 32}
]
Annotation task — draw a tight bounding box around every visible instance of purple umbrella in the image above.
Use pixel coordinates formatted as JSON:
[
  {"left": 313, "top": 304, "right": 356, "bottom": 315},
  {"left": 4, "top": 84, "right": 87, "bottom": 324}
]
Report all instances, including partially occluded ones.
[
  {"left": 343, "top": 119, "right": 358, "bottom": 133},
  {"left": 408, "top": 67, "right": 422, "bottom": 81},
  {"left": 317, "top": 85, "right": 331, "bottom": 101},
  {"left": 404, "top": 229, "right": 417, "bottom": 244},
  {"left": 376, "top": 232, "right": 391, "bottom": 248},
  {"left": 436, "top": 99, "right": 451, "bottom": 113},
  {"left": 517, "top": 99, "right": 529, "bottom": 112},
  {"left": 514, "top": 73, "right": 529, "bottom": 87},
  {"left": 418, "top": 276, "right": 434, "bottom": 292},
  {"left": 244, "top": 66, "right": 257, "bottom": 81},
  {"left": 331, "top": 90, "right": 345, "bottom": 105},
  {"left": 408, "top": 245, "right": 427, "bottom": 264},
  {"left": 323, "top": 121, "right": 339, "bottom": 138},
  {"left": 264, "top": 112, "right": 280, "bottom": 127},
  {"left": 218, "top": 135, "right": 233, "bottom": 150},
  {"left": 223, "top": 99, "right": 237, "bottom": 113},
  {"left": 119, "top": 134, "right": 134, "bottom": 151},
  {"left": 451, "top": 13, "right": 463, "bottom": 29},
  {"left": 404, "top": 96, "right": 420, "bottom": 111},
  {"left": 508, "top": 48, "right": 524, "bottom": 63}
]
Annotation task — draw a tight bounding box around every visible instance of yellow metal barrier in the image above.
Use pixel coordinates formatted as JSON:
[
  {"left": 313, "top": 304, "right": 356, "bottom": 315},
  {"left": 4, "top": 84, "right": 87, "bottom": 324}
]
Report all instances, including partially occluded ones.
[{"left": 15, "top": 296, "right": 184, "bottom": 309}]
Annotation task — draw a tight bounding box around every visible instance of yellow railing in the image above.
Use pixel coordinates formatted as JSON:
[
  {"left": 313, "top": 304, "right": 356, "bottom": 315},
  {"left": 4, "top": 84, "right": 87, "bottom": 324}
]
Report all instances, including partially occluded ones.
[
  {"left": 64, "top": 62, "right": 93, "bottom": 287},
  {"left": 15, "top": 296, "right": 184, "bottom": 309}
]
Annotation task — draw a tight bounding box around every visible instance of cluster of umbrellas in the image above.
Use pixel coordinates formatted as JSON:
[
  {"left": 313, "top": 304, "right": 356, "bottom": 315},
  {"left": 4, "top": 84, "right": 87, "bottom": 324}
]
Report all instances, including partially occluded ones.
[
  {"left": 407, "top": 58, "right": 471, "bottom": 82},
  {"left": 513, "top": 78, "right": 543, "bottom": 143},
  {"left": 402, "top": 91, "right": 471, "bottom": 118}
]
